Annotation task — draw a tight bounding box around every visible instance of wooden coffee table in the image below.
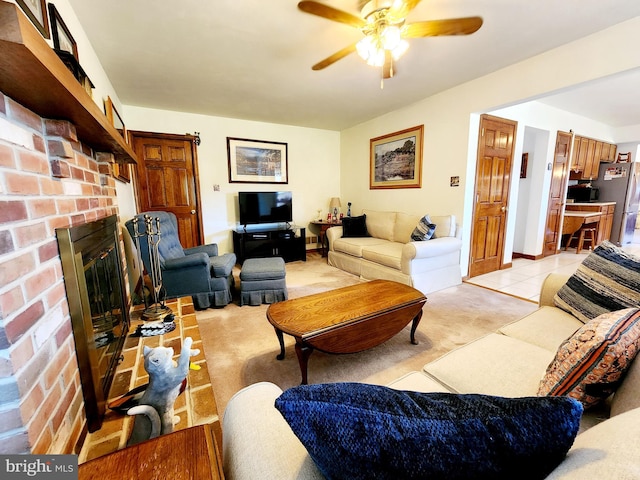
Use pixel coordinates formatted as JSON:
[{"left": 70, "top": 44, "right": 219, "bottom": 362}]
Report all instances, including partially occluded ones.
[{"left": 266, "top": 279, "right": 427, "bottom": 384}]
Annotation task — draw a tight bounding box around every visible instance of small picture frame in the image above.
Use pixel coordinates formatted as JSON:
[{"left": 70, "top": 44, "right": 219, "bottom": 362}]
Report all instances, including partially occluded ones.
[
  {"left": 520, "top": 153, "right": 528, "bottom": 178},
  {"left": 227, "top": 137, "right": 288, "bottom": 184},
  {"left": 370, "top": 125, "right": 423, "bottom": 189},
  {"left": 16, "top": 0, "right": 49, "bottom": 38},
  {"left": 48, "top": 3, "right": 78, "bottom": 60},
  {"left": 104, "top": 97, "right": 130, "bottom": 183}
]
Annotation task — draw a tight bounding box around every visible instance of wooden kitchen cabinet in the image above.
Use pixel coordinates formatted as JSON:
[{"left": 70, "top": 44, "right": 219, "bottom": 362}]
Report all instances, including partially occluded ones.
[
  {"left": 570, "top": 135, "right": 616, "bottom": 179},
  {"left": 565, "top": 202, "right": 616, "bottom": 244}
]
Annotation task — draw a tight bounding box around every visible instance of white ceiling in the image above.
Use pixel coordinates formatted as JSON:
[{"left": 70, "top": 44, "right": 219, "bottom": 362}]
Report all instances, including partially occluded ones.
[{"left": 67, "top": 0, "right": 640, "bottom": 131}]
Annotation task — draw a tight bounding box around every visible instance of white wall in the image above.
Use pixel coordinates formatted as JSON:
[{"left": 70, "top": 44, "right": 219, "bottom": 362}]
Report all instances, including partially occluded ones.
[
  {"left": 122, "top": 106, "right": 341, "bottom": 253},
  {"left": 340, "top": 16, "right": 640, "bottom": 276}
]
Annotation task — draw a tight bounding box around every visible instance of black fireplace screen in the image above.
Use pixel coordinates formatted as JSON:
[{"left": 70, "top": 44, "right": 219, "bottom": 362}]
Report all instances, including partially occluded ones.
[{"left": 57, "top": 215, "right": 129, "bottom": 432}]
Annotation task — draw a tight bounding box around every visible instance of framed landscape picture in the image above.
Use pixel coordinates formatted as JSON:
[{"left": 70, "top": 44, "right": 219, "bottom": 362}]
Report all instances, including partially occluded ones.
[
  {"left": 16, "top": 0, "right": 49, "bottom": 38},
  {"left": 370, "top": 125, "right": 423, "bottom": 189},
  {"left": 227, "top": 137, "right": 288, "bottom": 184}
]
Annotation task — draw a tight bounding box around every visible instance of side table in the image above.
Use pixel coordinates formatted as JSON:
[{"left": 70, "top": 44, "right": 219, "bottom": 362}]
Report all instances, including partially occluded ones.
[
  {"left": 78, "top": 423, "right": 224, "bottom": 479},
  {"left": 311, "top": 220, "right": 341, "bottom": 257}
]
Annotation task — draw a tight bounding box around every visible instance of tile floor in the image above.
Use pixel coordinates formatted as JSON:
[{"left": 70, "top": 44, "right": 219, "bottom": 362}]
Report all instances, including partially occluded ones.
[{"left": 466, "top": 232, "right": 640, "bottom": 303}]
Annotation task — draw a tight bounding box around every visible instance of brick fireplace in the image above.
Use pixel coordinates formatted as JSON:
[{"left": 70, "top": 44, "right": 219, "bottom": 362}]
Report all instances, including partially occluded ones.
[{"left": 0, "top": 91, "right": 125, "bottom": 454}]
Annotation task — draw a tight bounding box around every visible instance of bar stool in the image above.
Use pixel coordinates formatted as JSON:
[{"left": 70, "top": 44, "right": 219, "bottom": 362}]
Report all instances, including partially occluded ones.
[{"left": 566, "top": 227, "right": 596, "bottom": 254}]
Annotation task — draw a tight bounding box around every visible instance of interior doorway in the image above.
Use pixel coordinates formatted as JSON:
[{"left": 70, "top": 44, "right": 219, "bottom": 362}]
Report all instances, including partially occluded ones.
[
  {"left": 468, "top": 114, "right": 517, "bottom": 277},
  {"left": 129, "top": 131, "right": 204, "bottom": 249}
]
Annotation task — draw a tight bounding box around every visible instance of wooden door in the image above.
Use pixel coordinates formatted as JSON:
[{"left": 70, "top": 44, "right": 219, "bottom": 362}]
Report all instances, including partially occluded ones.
[
  {"left": 469, "top": 115, "right": 517, "bottom": 278},
  {"left": 130, "top": 131, "right": 203, "bottom": 249},
  {"left": 543, "top": 131, "right": 572, "bottom": 256}
]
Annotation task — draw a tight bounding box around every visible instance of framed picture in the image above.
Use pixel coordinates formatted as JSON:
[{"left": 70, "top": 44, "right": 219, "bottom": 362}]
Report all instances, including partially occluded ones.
[
  {"left": 48, "top": 3, "right": 78, "bottom": 60},
  {"left": 104, "top": 97, "right": 127, "bottom": 143},
  {"left": 16, "top": 0, "right": 49, "bottom": 38},
  {"left": 104, "top": 97, "right": 130, "bottom": 183},
  {"left": 520, "top": 152, "right": 528, "bottom": 178},
  {"left": 227, "top": 137, "right": 288, "bottom": 184},
  {"left": 370, "top": 125, "right": 423, "bottom": 189}
]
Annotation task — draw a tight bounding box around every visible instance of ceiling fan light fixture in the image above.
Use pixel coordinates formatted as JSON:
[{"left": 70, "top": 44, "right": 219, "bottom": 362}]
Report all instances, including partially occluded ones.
[
  {"left": 356, "top": 35, "right": 386, "bottom": 67},
  {"left": 380, "top": 25, "right": 401, "bottom": 50}
]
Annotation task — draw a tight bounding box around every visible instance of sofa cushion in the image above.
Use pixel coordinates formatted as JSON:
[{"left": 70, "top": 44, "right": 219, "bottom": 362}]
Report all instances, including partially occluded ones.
[
  {"left": 394, "top": 212, "right": 421, "bottom": 243},
  {"left": 411, "top": 214, "right": 437, "bottom": 241},
  {"left": 341, "top": 214, "right": 370, "bottom": 237},
  {"left": 361, "top": 242, "right": 404, "bottom": 270},
  {"left": 424, "top": 333, "right": 556, "bottom": 397},
  {"left": 332, "top": 236, "right": 388, "bottom": 258},
  {"left": 554, "top": 241, "right": 640, "bottom": 322},
  {"left": 430, "top": 214, "right": 457, "bottom": 238},
  {"left": 362, "top": 209, "right": 396, "bottom": 241},
  {"left": 275, "top": 383, "right": 582, "bottom": 480},
  {"left": 498, "top": 306, "right": 582, "bottom": 352},
  {"left": 538, "top": 308, "right": 640, "bottom": 409}
]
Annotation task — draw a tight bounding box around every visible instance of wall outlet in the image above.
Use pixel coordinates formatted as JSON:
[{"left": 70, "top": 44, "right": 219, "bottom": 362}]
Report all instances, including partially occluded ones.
[{"left": 213, "top": 184, "right": 220, "bottom": 191}]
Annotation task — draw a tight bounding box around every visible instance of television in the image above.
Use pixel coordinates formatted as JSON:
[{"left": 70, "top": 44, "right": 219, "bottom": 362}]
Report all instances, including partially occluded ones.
[{"left": 239, "top": 191, "right": 293, "bottom": 226}]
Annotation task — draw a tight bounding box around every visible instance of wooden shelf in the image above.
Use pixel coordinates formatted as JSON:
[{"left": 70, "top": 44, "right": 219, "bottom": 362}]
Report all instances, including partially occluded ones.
[{"left": 0, "top": 2, "right": 137, "bottom": 163}]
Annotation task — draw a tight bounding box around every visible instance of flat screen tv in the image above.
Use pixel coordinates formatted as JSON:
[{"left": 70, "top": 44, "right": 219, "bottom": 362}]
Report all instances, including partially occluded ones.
[{"left": 239, "top": 191, "right": 293, "bottom": 226}]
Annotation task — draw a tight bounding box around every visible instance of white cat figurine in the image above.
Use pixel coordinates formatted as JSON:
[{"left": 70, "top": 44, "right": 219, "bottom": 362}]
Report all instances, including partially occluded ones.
[{"left": 126, "top": 336, "right": 199, "bottom": 446}]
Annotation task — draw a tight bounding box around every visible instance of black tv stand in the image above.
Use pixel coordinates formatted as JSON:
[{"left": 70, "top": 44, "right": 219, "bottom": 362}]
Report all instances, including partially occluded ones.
[{"left": 233, "top": 226, "right": 306, "bottom": 263}]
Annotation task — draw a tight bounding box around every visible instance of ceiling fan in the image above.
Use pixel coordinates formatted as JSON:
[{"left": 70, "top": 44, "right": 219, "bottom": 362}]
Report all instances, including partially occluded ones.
[{"left": 298, "top": 0, "right": 482, "bottom": 81}]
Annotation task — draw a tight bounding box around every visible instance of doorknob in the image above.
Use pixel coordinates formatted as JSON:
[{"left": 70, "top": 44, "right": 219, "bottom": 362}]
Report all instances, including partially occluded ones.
[
  {"left": 190, "top": 209, "right": 196, "bottom": 214},
  {"left": 501, "top": 206, "right": 507, "bottom": 212}
]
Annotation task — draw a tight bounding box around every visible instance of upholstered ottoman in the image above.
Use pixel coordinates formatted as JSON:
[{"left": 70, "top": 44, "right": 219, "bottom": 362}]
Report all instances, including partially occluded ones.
[{"left": 240, "top": 257, "right": 287, "bottom": 306}]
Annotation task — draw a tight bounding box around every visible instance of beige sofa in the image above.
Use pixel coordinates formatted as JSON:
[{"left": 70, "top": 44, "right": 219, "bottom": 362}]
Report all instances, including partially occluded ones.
[
  {"left": 326, "top": 209, "right": 462, "bottom": 294},
  {"left": 222, "top": 274, "right": 640, "bottom": 479}
]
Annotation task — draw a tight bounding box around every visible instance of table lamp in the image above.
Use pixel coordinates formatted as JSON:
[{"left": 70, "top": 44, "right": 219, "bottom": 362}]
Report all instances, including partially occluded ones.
[{"left": 329, "top": 197, "right": 341, "bottom": 222}]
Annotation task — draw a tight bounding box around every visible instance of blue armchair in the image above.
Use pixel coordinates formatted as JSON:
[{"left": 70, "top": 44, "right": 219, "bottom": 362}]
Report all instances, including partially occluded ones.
[{"left": 125, "top": 211, "right": 236, "bottom": 309}]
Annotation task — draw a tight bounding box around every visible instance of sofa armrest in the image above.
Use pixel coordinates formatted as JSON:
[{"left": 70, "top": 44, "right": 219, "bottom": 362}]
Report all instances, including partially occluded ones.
[
  {"left": 223, "top": 382, "right": 323, "bottom": 480},
  {"left": 184, "top": 243, "right": 218, "bottom": 257},
  {"left": 326, "top": 226, "right": 343, "bottom": 251},
  {"left": 402, "top": 237, "right": 463, "bottom": 260},
  {"left": 539, "top": 273, "right": 570, "bottom": 307}
]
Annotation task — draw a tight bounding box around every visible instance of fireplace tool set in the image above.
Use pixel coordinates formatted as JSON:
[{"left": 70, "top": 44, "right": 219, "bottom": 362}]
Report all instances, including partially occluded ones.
[{"left": 131, "top": 214, "right": 173, "bottom": 323}]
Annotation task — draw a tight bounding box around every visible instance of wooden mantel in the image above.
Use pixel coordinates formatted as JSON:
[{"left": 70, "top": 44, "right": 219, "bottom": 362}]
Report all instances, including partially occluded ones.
[{"left": 0, "top": 1, "right": 137, "bottom": 163}]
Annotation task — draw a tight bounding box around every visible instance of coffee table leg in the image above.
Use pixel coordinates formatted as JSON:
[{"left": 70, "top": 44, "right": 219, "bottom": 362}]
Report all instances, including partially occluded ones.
[
  {"left": 294, "top": 342, "right": 313, "bottom": 385},
  {"left": 274, "top": 328, "right": 286, "bottom": 360},
  {"left": 410, "top": 310, "right": 423, "bottom": 345}
]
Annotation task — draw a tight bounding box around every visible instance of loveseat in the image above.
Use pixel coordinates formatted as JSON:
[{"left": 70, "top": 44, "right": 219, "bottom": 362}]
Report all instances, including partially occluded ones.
[
  {"left": 222, "top": 268, "right": 640, "bottom": 479},
  {"left": 326, "top": 209, "right": 463, "bottom": 295}
]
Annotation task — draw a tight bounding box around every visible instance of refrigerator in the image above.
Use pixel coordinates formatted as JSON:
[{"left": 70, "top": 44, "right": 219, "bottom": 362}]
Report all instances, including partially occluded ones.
[{"left": 592, "top": 161, "right": 640, "bottom": 245}]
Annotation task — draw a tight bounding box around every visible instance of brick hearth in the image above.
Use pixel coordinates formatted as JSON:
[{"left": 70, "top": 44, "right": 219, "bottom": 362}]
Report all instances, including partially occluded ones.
[{"left": 79, "top": 297, "right": 220, "bottom": 463}]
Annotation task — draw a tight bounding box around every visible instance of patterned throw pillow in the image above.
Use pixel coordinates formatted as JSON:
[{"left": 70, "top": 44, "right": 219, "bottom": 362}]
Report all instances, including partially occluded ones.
[
  {"left": 341, "top": 214, "right": 369, "bottom": 238},
  {"left": 538, "top": 308, "right": 640, "bottom": 408},
  {"left": 411, "top": 214, "right": 437, "bottom": 241},
  {"left": 275, "top": 383, "right": 582, "bottom": 480},
  {"left": 554, "top": 241, "right": 640, "bottom": 322}
]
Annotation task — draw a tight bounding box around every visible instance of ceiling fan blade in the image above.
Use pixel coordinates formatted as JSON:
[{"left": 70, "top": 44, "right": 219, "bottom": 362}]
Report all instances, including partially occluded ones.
[
  {"left": 312, "top": 43, "right": 358, "bottom": 71},
  {"left": 388, "top": 0, "right": 423, "bottom": 22},
  {"left": 404, "top": 17, "right": 483, "bottom": 37},
  {"left": 298, "top": 1, "right": 366, "bottom": 29}
]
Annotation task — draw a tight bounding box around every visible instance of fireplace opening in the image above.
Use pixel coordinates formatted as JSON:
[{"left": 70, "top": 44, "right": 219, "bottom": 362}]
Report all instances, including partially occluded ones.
[{"left": 57, "top": 215, "right": 130, "bottom": 432}]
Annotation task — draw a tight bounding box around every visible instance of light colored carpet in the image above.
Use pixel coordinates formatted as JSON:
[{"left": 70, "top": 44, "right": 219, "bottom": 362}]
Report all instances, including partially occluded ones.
[{"left": 196, "top": 253, "right": 538, "bottom": 416}]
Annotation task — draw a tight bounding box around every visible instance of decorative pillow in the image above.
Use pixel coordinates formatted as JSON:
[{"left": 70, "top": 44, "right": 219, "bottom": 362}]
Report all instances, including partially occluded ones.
[
  {"left": 538, "top": 308, "right": 640, "bottom": 409},
  {"left": 341, "top": 214, "right": 369, "bottom": 238},
  {"left": 275, "top": 383, "right": 582, "bottom": 480},
  {"left": 411, "top": 214, "right": 437, "bottom": 241},
  {"left": 554, "top": 241, "right": 640, "bottom": 322}
]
